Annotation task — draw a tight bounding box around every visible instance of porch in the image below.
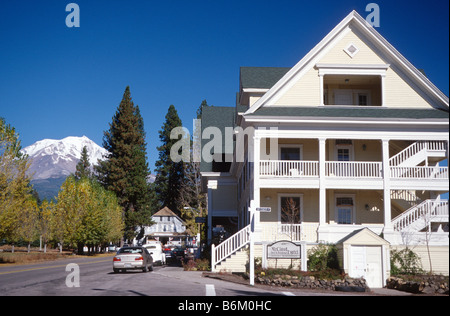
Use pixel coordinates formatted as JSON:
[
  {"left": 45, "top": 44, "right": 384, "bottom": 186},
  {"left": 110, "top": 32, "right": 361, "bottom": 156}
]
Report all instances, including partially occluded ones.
[{"left": 259, "top": 160, "right": 448, "bottom": 182}]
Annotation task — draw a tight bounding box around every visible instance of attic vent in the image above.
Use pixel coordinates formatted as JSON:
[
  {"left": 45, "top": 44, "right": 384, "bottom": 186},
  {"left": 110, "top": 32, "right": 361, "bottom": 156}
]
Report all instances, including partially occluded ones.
[{"left": 344, "top": 43, "right": 359, "bottom": 58}]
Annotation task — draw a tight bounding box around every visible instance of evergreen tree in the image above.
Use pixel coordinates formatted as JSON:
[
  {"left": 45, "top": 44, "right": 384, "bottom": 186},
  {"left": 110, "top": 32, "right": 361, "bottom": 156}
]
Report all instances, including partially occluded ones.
[
  {"left": 154, "top": 105, "right": 184, "bottom": 215},
  {"left": 74, "top": 145, "right": 91, "bottom": 179},
  {"left": 196, "top": 99, "right": 211, "bottom": 119},
  {"left": 96, "top": 86, "right": 154, "bottom": 241}
]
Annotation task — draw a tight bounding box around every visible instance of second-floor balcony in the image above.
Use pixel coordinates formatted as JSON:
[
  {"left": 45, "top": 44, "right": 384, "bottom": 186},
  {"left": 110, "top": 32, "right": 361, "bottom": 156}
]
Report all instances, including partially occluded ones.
[{"left": 259, "top": 160, "right": 448, "bottom": 188}]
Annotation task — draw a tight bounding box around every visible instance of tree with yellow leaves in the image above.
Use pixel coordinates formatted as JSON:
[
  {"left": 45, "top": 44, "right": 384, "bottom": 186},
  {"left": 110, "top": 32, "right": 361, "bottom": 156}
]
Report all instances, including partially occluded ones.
[
  {"left": 0, "top": 117, "right": 37, "bottom": 248},
  {"left": 53, "top": 176, "right": 124, "bottom": 253}
]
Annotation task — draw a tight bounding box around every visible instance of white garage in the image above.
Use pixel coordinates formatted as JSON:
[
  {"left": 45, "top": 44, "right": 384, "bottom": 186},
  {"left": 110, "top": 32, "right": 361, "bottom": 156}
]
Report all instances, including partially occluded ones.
[{"left": 337, "top": 228, "right": 390, "bottom": 288}]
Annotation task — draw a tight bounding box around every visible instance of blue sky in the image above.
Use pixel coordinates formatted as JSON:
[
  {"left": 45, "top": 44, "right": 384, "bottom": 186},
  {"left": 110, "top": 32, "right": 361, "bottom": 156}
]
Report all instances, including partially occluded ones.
[{"left": 0, "top": 0, "right": 448, "bottom": 172}]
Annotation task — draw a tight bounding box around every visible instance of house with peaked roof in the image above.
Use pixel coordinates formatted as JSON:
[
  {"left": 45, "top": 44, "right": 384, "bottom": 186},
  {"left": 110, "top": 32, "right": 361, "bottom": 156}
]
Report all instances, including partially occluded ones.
[
  {"left": 141, "top": 207, "right": 188, "bottom": 246},
  {"left": 200, "top": 11, "right": 449, "bottom": 288}
]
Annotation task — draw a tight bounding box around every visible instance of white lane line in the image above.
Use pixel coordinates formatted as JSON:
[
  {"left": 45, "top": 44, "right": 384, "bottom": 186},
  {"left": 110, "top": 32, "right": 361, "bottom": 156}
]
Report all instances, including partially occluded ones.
[
  {"left": 282, "top": 291, "right": 296, "bottom": 296},
  {"left": 205, "top": 284, "right": 216, "bottom": 296}
]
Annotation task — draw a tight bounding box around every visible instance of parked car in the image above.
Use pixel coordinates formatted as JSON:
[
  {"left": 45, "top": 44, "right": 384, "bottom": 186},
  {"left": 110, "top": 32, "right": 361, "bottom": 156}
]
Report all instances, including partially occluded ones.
[
  {"left": 113, "top": 247, "right": 153, "bottom": 273},
  {"left": 108, "top": 244, "right": 117, "bottom": 252},
  {"left": 172, "top": 247, "right": 186, "bottom": 260},
  {"left": 163, "top": 248, "right": 173, "bottom": 262},
  {"left": 143, "top": 241, "right": 166, "bottom": 266}
]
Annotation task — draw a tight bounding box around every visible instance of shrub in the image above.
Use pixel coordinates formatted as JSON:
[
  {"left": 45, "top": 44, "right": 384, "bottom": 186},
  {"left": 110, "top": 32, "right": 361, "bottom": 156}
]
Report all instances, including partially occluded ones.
[
  {"left": 183, "top": 258, "right": 210, "bottom": 271},
  {"left": 390, "top": 248, "right": 424, "bottom": 275},
  {"left": 307, "top": 243, "right": 339, "bottom": 271}
]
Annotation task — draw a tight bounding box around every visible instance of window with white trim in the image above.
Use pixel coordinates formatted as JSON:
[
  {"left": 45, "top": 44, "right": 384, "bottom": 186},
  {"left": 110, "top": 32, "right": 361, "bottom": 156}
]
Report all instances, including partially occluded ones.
[
  {"left": 278, "top": 144, "right": 302, "bottom": 161},
  {"left": 336, "top": 196, "right": 354, "bottom": 224},
  {"left": 279, "top": 194, "right": 302, "bottom": 224}
]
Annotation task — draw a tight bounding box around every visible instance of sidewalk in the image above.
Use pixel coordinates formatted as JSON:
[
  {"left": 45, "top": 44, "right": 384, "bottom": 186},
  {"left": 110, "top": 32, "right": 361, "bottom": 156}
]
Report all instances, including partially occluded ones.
[{"left": 201, "top": 271, "right": 415, "bottom": 296}]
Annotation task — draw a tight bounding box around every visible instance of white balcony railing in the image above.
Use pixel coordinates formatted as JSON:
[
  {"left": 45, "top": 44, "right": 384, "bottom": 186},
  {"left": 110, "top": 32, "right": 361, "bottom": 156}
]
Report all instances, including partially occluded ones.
[
  {"left": 261, "top": 223, "right": 318, "bottom": 242},
  {"left": 325, "top": 161, "right": 382, "bottom": 178},
  {"left": 259, "top": 161, "right": 448, "bottom": 180},
  {"left": 260, "top": 160, "right": 319, "bottom": 177},
  {"left": 390, "top": 166, "right": 448, "bottom": 179}
]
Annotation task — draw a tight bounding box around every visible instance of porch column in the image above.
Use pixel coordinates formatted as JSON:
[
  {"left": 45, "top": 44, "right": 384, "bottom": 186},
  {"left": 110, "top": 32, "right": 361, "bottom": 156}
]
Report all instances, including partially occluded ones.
[
  {"left": 252, "top": 134, "right": 261, "bottom": 241},
  {"left": 319, "top": 138, "right": 327, "bottom": 225},
  {"left": 206, "top": 180, "right": 217, "bottom": 245},
  {"left": 381, "top": 139, "right": 393, "bottom": 232},
  {"left": 319, "top": 74, "right": 324, "bottom": 106}
]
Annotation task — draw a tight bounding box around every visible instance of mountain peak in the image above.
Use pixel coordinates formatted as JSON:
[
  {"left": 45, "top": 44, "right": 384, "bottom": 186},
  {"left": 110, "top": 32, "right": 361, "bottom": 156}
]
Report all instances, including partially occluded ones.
[{"left": 22, "top": 136, "right": 108, "bottom": 180}]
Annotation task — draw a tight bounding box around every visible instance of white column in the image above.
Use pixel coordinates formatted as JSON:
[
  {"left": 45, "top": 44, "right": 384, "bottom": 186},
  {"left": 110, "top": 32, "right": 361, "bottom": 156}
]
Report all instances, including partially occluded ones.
[
  {"left": 381, "top": 139, "right": 392, "bottom": 231},
  {"left": 206, "top": 180, "right": 217, "bottom": 245},
  {"left": 249, "top": 211, "right": 255, "bottom": 286},
  {"left": 252, "top": 134, "right": 261, "bottom": 236},
  {"left": 319, "top": 138, "right": 327, "bottom": 226},
  {"left": 319, "top": 75, "right": 324, "bottom": 106},
  {"left": 380, "top": 75, "right": 386, "bottom": 107}
]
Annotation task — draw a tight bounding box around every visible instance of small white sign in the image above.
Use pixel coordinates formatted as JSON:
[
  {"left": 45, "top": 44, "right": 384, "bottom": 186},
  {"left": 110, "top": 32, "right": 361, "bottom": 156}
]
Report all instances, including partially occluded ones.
[
  {"left": 267, "top": 241, "right": 301, "bottom": 259},
  {"left": 256, "top": 207, "right": 271, "bottom": 213}
]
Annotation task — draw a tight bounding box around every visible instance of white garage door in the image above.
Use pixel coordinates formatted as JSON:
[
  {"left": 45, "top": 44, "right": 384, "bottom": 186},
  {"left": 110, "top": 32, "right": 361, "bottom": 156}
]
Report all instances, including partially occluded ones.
[{"left": 350, "top": 246, "right": 383, "bottom": 288}]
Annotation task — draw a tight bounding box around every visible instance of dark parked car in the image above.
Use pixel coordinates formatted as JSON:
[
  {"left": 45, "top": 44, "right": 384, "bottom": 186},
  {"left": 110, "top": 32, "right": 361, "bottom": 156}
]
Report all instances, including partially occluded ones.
[
  {"left": 163, "top": 248, "right": 173, "bottom": 262},
  {"left": 113, "top": 247, "right": 153, "bottom": 273},
  {"left": 172, "top": 247, "right": 186, "bottom": 259}
]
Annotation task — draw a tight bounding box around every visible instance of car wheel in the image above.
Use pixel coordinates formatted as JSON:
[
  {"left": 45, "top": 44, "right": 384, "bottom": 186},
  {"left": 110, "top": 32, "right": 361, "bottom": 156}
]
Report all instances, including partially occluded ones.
[
  {"left": 142, "top": 265, "right": 147, "bottom": 273},
  {"left": 149, "top": 264, "right": 153, "bottom": 272},
  {"left": 113, "top": 268, "right": 119, "bottom": 273}
]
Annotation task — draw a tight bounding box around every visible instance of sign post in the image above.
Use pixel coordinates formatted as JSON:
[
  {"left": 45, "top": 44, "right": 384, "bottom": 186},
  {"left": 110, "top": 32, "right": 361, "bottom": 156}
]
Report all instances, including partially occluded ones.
[{"left": 249, "top": 211, "right": 255, "bottom": 286}]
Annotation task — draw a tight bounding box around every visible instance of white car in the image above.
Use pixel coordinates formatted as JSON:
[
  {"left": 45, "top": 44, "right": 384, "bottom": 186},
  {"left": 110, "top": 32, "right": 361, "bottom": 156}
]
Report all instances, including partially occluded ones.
[
  {"left": 143, "top": 241, "right": 166, "bottom": 266},
  {"left": 113, "top": 246, "right": 153, "bottom": 273}
]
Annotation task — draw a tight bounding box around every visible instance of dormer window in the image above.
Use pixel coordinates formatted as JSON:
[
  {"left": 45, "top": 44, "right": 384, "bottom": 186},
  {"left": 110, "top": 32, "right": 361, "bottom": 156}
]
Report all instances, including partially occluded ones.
[{"left": 317, "top": 64, "right": 389, "bottom": 106}]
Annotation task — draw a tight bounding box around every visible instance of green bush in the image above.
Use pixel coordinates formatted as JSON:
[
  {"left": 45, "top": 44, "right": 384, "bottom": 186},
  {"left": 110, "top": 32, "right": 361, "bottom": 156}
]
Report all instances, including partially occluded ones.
[
  {"left": 307, "top": 243, "right": 339, "bottom": 271},
  {"left": 183, "top": 258, "right": 210, "bottom": 271},
  {"left": 390, "top": 248, "right": 424, "bottom": 275}
]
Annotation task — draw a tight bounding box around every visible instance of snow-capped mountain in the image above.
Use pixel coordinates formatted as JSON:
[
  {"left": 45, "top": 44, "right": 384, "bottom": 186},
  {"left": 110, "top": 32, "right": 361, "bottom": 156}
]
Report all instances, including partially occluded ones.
[
  {"left": 22, "top": 136, "right": 108, "bottom": 180},
  {"left": 20, "top": 136, "right": 109, "bottom": 200}
]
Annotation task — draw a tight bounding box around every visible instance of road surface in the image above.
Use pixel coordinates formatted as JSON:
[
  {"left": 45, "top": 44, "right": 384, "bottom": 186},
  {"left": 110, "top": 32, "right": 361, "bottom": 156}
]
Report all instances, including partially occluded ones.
[{"left": 0, "top": 256, "right": 403, "bottom": 297}]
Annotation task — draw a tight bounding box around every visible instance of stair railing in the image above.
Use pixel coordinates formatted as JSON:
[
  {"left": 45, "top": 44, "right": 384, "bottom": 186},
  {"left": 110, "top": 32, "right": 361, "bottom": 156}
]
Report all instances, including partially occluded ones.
[{"left": 211, "top": 225, "right": 251, "bottom": 272}]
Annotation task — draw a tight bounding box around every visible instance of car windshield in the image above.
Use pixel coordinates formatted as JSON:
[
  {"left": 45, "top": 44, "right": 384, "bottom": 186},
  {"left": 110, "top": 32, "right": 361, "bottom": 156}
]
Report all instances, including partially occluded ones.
[{"left": 118, "top": 247, "right": 143, "bottom": 254}]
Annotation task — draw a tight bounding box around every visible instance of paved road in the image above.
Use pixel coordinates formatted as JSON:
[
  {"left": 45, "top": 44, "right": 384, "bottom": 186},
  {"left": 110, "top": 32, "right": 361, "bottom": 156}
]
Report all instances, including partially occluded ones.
[{"left": 0, "top": 256, "right": 406, "bottom": 297}]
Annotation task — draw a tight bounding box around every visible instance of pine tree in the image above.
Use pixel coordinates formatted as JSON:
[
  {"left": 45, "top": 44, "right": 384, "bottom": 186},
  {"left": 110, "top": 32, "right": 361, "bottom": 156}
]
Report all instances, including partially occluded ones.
[
  {"left": 154, "top": 104, "right": 184, "bottom": 215},
  {"left": 74, "top": 146, "right": 91, "bottom": 179},
  {"left": 96, "top": 86, "right": 154, "bottom": 241}
]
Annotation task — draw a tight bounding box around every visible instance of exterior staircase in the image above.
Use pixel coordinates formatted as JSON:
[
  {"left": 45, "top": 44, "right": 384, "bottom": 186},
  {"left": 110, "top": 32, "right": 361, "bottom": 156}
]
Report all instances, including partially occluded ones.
[
  {"left": 212, "top": 246, "right": 249, "bottom": 273},
  {"left": 389, "top": 141, "right": 446, "bottom": 167},
  {"left": 211, "top": 225, "right": 251, "bottom": 272},
  {"left": 392, "top": 198, "right": 449, "bottom": 232}
]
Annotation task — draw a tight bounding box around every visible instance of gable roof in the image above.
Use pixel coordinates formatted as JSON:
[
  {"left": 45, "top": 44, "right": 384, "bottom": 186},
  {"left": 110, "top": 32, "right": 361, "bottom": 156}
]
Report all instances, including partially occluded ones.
[
  {"left": 240, "top": 67, "right": 291, "bottom": 90},
  {"left": 337, "top": 228, "right": 390, "bottom": 246},
  {"left": 153, "top": 207, "right": 178, "bottom": 217},
  {"left": 245, "top": 10, "right": 449, "bottom": 114},
  {"left": 200, "top": 106, "right": 236, "bottom": 173}
]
